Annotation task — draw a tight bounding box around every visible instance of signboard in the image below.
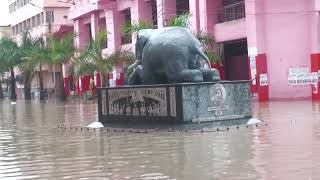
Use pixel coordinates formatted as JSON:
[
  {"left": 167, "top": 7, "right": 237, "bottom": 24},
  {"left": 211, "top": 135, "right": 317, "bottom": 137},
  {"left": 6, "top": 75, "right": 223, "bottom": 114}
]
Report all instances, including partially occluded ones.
[
  {"left": 260, "top": 74, "right": 268, "bottom": 86},
  {"left": 108, "top": 88, "right": 168, "bottom": 116},
  {"left": 249, "top": 56, "right": 257, "bottom": 86},
  {"left": 248, "top": 47, "right": 258, "bottom": 57},
  {"left": 288, "top": 67, "right": 318, "bottom": 86}
]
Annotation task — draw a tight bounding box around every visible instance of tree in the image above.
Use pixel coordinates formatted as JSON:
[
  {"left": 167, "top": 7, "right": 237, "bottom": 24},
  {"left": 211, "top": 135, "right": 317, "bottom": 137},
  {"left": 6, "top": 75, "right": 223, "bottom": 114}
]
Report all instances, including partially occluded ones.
[
  {"left": 122, "top": 20, "right": 155, "bottom": 38},
  {"left": 168, "top": 12, "right": 191, "bottom": 28},
  {"left": 196, "top": 30, "right": 221, "bottom": 64},
  {"left": 18, "top": 31, "right": 42, "bottom": 100},
  {"left": 48, "top": 34, "right": 76, "bottom": 101},
  {"left": 0, "top": 36, "right": 23, "bottom": 101},
  {"left": 21, "top": 33, "right": 51, "bottom": 100},
  {"left": 0, "top": 67, "right": 6, "bottom": 99},
  {"left": 73, "top": 30, "right": 135, "bottom": 88},
  {"left": 74, "top": 31, "right": 109, "bottom": 87}
]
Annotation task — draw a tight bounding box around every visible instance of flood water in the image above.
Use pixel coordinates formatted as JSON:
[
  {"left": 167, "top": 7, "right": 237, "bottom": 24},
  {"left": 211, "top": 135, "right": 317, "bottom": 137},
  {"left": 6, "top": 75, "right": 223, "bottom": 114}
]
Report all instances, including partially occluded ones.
[{"left": 0, "top": 99, "right": 320, "bottom": 179}]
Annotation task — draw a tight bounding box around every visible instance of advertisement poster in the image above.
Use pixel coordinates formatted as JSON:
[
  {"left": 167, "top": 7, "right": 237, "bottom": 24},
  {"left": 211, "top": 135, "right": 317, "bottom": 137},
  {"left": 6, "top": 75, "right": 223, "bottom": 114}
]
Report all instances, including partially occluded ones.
[
  {"left": 249, "top": 56, "right": 257, "bottom": 86},
  {"left": 288, "top": 67, "right": 318, "bottom": 86},
  {"left": 260, "top": 74, "right": 268, "bottom": 86}
]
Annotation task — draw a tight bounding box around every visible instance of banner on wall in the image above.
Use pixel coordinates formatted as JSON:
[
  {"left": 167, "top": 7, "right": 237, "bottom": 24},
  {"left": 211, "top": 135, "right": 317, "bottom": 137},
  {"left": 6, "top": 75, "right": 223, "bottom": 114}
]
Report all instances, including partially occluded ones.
[
  {"left": 249, "top": 56, "right": 257, "bottom": 85},
  {"left": 288, "top": 67, "right": 318, "bottom": 85},
  {"left": 260, "top": 74, "right": 268, "bottom": 86}
]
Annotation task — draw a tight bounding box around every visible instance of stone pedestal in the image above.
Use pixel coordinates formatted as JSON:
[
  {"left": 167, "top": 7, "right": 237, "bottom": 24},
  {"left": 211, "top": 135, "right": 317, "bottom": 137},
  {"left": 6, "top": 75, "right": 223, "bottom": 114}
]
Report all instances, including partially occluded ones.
[{"left": 97, "top": 81, "right": 252, "bottom": 123}]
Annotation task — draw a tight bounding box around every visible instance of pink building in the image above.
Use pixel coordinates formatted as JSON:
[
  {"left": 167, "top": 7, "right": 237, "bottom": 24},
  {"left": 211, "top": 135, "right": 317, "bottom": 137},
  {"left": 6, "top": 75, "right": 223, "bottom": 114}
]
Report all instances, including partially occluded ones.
[
  {"left": 8, "top": 0, "right": 73, "bottom": 97},
  {"left": 69, "top": 0, "right": 320, "bottom": 100}
]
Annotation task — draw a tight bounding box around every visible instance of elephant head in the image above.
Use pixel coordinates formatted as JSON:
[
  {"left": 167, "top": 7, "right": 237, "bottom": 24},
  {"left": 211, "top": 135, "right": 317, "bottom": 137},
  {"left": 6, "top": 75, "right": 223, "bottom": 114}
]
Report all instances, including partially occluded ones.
[{"left": 135, "top": 29, "right": 154, "bottom": 60}]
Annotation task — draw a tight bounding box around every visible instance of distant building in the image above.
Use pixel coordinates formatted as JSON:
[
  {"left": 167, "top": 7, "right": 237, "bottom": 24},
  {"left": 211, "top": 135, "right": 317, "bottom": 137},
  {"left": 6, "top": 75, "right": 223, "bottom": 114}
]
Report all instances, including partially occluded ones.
[
  {"left": 69, "top": 0, "right": 320, "bottom": 100},
  {"left": 0, "top": 25, "right": 11, "bottom": 38},
  {"left": 8, "top": 0, "right": 73, "bottom": 97}
]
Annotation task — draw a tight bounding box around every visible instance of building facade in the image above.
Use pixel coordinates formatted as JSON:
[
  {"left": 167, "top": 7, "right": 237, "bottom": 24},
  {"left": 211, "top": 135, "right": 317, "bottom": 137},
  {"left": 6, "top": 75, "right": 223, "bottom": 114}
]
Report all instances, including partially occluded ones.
[
  {"left": 8, "top": 0, "right": 73, "bottom": 97},
  {"left": 0, "top": 26, "right": 11, "bottom": 39},
  {"left": 67, "top": 0, "right": 320, "bottom": 100}
]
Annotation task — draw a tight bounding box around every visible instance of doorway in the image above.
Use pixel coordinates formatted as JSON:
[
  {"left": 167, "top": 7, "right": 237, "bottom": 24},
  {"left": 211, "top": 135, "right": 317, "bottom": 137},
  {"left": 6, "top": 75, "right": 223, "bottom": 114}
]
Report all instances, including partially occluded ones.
[{"left": 223, "top": 39, "right": 249, "bottom": 81}]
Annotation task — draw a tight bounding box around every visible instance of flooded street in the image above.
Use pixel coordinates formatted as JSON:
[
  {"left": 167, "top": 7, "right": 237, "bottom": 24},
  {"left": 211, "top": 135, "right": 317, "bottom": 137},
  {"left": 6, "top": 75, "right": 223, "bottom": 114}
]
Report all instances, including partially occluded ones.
[{"left": 0, "top": 99, "right": 320, "bottom": 179}]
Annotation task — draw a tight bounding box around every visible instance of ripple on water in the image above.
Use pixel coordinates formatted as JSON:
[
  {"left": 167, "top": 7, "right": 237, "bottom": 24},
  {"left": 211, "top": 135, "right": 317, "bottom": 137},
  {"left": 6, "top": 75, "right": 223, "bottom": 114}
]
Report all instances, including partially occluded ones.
[{"left": 0, "top": 100, "right": 320, "bottom": 179}]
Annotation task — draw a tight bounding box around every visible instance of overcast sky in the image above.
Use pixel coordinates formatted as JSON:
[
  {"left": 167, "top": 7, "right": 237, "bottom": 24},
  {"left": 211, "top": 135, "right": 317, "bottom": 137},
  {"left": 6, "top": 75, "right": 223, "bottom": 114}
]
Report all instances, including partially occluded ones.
[{"left": 0, "top": 1, "right": 9, "bottom": 26}]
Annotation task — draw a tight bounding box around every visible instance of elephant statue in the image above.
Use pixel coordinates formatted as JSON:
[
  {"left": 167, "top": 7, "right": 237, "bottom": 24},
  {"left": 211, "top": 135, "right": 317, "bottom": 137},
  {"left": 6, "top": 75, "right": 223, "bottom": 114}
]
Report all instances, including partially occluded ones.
[{"left": 128, "top": 27, "right": 220, "bottom": 85}]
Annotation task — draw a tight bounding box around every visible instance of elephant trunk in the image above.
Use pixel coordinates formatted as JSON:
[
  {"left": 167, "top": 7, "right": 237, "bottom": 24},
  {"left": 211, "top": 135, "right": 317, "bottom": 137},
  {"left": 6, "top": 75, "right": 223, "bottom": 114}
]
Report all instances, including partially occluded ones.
[{"left": 128, "top": 60, "right": 141, "bottom": 70}]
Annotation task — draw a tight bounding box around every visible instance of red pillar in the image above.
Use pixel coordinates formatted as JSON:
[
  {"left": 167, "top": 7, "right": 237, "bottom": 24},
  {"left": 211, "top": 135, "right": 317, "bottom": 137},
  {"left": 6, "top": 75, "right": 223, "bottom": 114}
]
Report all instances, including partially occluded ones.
[
  {"left": 311, "top": 53, "right": 320, "bottom": 100},
  {"left": 81, "top": 75, "right": 90, "bottom": 94},
  {"left": 211, "top": 63, "right": 226, "bottom": 80},
  {"left": 64, "top": 77, "right": 70, "bottom": 96},
  {"left": 256, "top": 54, "right": 269, "bottom": 101},
  {"left": 116, "top": 72, "right": 125, "bottom": 86},
  {"left": 76, "top": 79, "right": 80, "bottom": 95},
  {"left": 95, "top": 72, "right": 101, "bottom": 88}
]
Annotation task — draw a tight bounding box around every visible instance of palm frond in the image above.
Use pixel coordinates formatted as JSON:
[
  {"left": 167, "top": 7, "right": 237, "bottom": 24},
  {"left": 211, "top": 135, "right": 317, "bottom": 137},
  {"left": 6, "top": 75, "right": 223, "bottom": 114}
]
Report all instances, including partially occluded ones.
[{"left": 168, "top": 12, "right": 191, "bottom": 28}]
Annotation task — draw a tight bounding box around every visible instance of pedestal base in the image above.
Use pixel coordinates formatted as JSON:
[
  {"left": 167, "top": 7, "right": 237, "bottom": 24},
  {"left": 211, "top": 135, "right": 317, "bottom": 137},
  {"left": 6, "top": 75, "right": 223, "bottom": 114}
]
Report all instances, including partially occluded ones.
[{"left": 98, "top": 81, "right": 252, "bottom": 124}]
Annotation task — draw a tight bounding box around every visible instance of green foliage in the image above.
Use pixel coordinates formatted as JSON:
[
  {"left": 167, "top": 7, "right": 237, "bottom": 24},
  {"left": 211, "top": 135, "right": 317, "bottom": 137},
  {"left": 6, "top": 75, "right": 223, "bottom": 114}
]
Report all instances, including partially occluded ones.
[
  {"left": 48, "top": 33, "right": 76, "bottom": 65},
  {"left": 71, "top": 30, "right": 135, "bottom": 84},
  {"left": 168, "top": 12, "right": 191, "bottom": 28},
  {"left": 19, "top": 31, "right": 44, "bottom": 80},
  {"left": 205, "top": 50, "right": 220, "bottom": 64},
  {"left": 122, "top": 20, "right": 155, "bottom": 38},
  {"left": 0, "top": 36, "right": 22, "bottom": 68},
  {"left": 195, "top": 30, "right": 221, "bottom": 64}
]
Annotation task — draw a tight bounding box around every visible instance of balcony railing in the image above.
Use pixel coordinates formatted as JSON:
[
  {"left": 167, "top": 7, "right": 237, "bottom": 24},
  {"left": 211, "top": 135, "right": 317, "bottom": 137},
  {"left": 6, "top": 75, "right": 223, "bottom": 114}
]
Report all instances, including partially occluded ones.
[{"left": 218, "top": 1, "right": 246, "bottom": 23}]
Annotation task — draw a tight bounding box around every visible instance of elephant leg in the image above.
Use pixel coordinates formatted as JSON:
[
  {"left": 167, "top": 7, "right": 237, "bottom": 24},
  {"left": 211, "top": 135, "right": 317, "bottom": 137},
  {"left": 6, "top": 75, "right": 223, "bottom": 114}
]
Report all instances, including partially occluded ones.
[
  {"left": 142, "top": 66, "right": 158, "bottom": 84},
  {"left": 173, "top": 69, "right": 204, "bottom": 83},
  {"left": 200, "top": 68, "right": 220, "bottom": 82},
  {"left": 128, "top": 65, "right": 143, "bottom": 85}
]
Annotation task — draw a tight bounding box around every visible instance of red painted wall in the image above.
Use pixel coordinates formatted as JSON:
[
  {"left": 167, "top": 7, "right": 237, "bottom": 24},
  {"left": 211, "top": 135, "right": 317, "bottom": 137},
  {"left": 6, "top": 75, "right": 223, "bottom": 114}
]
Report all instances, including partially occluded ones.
[
  {"left": 311, "top": 53, "right": 320, "bottom": 100},
  {"left": 256, "top": 54, "right": 269, "bottom": 101}
]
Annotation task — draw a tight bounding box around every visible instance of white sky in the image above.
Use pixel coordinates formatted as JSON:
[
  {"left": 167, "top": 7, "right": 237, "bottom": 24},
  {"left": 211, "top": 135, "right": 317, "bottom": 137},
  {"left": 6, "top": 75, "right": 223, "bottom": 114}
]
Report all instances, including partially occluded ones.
[{"left": 0, "top": 1, "right": 9, "bottom": 26}]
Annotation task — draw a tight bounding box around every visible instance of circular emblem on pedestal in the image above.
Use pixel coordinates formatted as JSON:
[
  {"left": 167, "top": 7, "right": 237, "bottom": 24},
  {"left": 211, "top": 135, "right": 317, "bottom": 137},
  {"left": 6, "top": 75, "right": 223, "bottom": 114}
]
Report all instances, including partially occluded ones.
[{"left": 210, "top": 83, "right": 227, "bottom": 106}]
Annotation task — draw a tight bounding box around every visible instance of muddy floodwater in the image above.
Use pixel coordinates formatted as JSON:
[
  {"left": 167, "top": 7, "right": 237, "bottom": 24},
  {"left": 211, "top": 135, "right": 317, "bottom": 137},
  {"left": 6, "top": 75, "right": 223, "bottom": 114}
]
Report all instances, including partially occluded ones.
[{"left": 0, "top": 99, "right": 320, "bottom": 179}]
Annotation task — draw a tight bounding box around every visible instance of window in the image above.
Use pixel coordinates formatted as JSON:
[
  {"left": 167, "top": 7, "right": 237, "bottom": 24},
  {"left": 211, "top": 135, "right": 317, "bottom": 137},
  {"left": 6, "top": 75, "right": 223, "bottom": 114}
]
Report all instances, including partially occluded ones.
[
  {"left": 41, "top": 13, "right": 44, "bottom": 24},
  {"left": 31, "top": 16, "right": 35, "bottom": 27},
  {"left": 176, "top": 0, "right": 189, "bottom": 16},
  {"left": 23, "top": 21, "right": 26, "bottom": 31},
  {"left": 151, "top": 0, "right": 158, "bottom": 27},
  {"left": 16, "top": 25, "right": 18, "bottom": 34},
  {"left": 12, "top": 26, "right": 15, "bottom": 35},
  {"left": 46, "top": 11, "right": 54, "bottom": 23},
  {"left": 121, "top": 8, "right": 132, "bottom": 45},
  {"left": 27, "top": 19, "right": 31, "bottom": 29},
  {"left": 36, "top": 14, "right": 40, "bottom": 25},
  {"left": 18, "top": 23, "right": 22, "bottom": 33}
]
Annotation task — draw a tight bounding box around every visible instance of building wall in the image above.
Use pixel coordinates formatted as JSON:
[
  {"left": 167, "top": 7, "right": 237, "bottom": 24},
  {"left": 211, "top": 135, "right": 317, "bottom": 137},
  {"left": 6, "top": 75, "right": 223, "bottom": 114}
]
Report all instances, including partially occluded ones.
[
  {"left": 252, "top": 0, "right": 317, "bottom": 99},
  {"left": 8, "top": 0, "right": 72, "bottom": 90},
  {"left": 0, "top": 26, "right": 11, "bottom": 38},
  {"left": 69, "top": 0, "right": 320, "bottom": 99}
]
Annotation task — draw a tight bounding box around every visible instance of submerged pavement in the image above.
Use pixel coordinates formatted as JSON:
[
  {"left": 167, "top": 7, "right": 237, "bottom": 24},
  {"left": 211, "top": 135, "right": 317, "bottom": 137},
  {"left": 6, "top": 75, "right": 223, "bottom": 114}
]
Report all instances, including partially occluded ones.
[{"left": 0, "top": 99, "right": 319, "bottom": 179}]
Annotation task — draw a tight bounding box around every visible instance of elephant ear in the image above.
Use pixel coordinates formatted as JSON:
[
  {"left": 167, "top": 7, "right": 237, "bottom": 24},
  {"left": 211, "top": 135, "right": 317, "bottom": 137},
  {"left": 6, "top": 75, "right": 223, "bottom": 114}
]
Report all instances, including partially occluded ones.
[
  {"left": 138, "top": 30, "right": 152, "bottom": 46},
  {"left": 136, "top": 30, "right": 152, "bottom": 60}
]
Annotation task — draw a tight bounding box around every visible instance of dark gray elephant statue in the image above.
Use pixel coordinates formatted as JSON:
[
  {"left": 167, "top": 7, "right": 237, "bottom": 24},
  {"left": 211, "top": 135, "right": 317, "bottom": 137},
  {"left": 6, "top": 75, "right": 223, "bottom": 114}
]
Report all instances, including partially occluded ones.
[{"left": 128, "top": 27, "right": 220, "bottom": 85}]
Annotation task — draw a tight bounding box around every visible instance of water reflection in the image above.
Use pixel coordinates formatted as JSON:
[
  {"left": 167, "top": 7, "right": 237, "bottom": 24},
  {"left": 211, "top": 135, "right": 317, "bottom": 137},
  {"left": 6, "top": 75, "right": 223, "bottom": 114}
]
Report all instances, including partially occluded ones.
[{"left": 0, "top": 99, "right": 319, "bottom": 179}]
